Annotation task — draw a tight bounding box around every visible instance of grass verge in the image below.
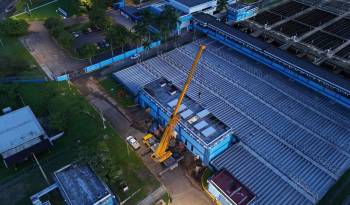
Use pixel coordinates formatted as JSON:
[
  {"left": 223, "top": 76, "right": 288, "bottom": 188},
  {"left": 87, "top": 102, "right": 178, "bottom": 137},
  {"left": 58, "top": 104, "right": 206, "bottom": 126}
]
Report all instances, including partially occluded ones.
[
  {"left": 100, "top": 76, "right": 136, "bottom": 108},
  {"left": 0, "top": 34, "right": 43, "bottom": 77}
]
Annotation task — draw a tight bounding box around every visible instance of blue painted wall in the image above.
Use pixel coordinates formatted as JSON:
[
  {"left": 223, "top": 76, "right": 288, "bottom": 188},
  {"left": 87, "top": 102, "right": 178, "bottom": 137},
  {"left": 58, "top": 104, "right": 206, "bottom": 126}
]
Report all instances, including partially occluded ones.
[
  {"left": 56, "top": 74, "right": 70, "bottom": 81},
  {"left": 84, "top": 41, "right": 161, "bottom": 73},
  {"left": 138, "top": 90, "right": 233, "bottom": 165}
]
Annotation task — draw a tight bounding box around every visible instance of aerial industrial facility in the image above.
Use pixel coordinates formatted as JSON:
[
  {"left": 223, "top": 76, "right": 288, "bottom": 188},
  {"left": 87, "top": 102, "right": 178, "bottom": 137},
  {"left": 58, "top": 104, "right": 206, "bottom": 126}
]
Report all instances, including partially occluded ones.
[
  {"left": 113, "top": 0, "right": 350, "bottom": 202},
  {"left": 1, "top": 0, "right": 350, "bottom": 204}
]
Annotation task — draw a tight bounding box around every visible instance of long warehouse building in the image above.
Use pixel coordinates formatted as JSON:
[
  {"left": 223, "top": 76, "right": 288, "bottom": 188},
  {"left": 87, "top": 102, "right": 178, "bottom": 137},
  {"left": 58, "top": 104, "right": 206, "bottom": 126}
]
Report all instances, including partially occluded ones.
[{"left": 114, "top": 38, "right": 350, "bottom": 204}]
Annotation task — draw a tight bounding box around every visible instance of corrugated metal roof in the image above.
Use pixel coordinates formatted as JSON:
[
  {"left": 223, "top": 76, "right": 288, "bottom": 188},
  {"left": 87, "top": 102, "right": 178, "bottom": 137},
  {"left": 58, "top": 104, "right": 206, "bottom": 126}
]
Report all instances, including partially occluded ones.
[
  {"left": 112, "top": 39, "right": 350, "bottom": 204},
  {"left": 0, "top": 106, "right": 46, "bottom": 158}
]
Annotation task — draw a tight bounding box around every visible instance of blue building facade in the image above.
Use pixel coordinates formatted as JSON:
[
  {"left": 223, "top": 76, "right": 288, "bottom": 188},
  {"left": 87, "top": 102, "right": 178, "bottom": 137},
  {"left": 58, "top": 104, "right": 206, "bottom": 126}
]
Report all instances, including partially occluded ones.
[
  {"left": 227, "top": 4, "right": 258, "bottom": 23},
  {"left": 138, "top": 78, "right": 235, "bottom": 165}
]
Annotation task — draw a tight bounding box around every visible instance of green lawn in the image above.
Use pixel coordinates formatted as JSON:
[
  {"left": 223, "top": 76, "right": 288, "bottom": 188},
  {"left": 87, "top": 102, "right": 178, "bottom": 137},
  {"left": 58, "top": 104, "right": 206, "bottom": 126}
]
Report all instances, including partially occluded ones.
[
  {"left": 14, "top": 0, "right": 79, "bottom": 21},
  {"left": 100, "top": 76, "right": 136, "bottom": 108},
  {"left": 0, "top": 34, "right": 43, "bottom": 77},
  {"left": 0, "top": 82, "right": 159, "bottom": 205}
]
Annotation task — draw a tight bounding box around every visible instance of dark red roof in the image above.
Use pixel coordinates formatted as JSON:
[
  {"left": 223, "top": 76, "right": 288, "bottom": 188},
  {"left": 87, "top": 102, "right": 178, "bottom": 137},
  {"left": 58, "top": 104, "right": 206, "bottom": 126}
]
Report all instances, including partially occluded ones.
[{"left": 210, "top": 170, "right": 255, "bottom": 205}]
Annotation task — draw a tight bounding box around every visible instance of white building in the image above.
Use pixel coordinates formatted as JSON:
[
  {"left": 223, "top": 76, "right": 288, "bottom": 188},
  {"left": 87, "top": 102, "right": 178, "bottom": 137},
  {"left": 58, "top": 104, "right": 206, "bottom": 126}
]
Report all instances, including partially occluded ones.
[
  {"left": 0, "top": 106, "right": 51, "bottom": 167},
  {"left": 167, "top": 0, "right": 217, "bottom": 14}
]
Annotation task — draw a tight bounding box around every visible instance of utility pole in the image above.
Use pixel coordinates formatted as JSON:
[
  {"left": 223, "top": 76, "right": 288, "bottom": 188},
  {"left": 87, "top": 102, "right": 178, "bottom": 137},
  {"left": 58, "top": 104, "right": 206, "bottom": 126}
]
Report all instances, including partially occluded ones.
[
  {"left": 26, "top": 3, "right": 32, "bottom": 16},
  {"left": 32, "top": 153, "right": 50, "bottom": 185}
]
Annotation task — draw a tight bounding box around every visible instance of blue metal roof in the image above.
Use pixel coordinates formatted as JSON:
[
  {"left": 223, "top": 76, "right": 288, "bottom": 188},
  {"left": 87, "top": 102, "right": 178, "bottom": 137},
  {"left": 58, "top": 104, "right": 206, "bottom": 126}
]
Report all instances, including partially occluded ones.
[{"left": 173, "top": 0, "right": 213, "bottom": 8}]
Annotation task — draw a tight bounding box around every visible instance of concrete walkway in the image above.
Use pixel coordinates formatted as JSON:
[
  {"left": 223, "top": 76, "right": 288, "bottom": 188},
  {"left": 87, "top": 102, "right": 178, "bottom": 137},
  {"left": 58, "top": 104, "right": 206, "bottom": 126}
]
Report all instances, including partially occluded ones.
[{"left": 137, "top": 185, "right": 167, "bottom": 205}]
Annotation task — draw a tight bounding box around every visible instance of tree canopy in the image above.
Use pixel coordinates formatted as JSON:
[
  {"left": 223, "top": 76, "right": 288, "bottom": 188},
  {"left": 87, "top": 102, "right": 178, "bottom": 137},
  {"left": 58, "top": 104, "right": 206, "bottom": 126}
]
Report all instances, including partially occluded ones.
[
  {"left": 44, "top": 17, "right": 73, "bottom": 50},
  {"left": 88, "top": 6, "right": 111, "bottom": 31},
  {"left": 106, "top": 24, "right": 129, "bottom": 51},
  {"left": 79, "top": 43, "right": 97, "bottom": 64},
  {"left": 0, "top": 19, "right": 29, "bottom": 37},
  {"left": 79, "top": 140, "right": 122, "bottom": 184},
  {"left": 216, "top": 0, "right": 228, "bottom": 12}
]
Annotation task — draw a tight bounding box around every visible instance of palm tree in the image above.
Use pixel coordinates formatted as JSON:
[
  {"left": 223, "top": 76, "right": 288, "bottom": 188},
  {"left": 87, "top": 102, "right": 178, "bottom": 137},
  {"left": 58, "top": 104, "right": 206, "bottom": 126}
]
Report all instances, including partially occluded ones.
[{"left": 106, "top": 24, "right": 130, "bottom": 55}]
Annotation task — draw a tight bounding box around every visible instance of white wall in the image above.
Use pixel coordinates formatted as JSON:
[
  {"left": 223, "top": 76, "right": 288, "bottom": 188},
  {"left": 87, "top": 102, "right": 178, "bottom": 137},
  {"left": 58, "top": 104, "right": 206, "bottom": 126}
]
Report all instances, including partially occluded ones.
[{"left": 169, "top": 0, "right": 217, "bottom": 14}]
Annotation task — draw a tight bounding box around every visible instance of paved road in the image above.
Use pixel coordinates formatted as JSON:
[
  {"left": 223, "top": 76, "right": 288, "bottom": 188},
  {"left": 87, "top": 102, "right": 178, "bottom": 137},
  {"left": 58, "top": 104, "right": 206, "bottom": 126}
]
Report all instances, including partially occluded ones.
[
  {"left": 22, "top": 21, "right": 88, "bottom": 79},
  {"left": 73, "top": 77, "right": 213, "bottom": 205}
]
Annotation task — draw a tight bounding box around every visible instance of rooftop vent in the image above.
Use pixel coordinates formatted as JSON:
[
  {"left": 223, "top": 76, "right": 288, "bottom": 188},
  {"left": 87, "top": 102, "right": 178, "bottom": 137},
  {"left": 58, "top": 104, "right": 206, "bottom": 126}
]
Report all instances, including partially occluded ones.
[
  {"left": 160, "top": 81, "right": 167, "bottom": 88},
  {"left": 169, "top": 85, "right": 178, "bottom": 96}
]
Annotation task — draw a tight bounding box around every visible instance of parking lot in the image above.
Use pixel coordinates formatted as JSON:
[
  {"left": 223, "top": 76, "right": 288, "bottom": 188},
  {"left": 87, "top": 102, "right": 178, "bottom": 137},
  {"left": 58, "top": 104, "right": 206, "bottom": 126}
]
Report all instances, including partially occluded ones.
[{"left": 73, "top": 31, "right": 106, "bottom": 49}]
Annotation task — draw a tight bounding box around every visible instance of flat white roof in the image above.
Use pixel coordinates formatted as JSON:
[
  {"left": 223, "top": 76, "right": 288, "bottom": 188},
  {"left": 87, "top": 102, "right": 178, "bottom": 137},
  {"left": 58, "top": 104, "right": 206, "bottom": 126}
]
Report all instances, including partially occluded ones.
[{"left": 0, "top": 106, "right": 46, "bottom": 158}]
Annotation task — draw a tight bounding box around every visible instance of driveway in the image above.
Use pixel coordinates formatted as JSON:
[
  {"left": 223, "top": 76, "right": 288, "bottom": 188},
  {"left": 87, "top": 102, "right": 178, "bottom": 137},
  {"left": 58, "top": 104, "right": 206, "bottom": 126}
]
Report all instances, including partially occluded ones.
[
  {"left": 21, "top": 21, "right": 88, "bottom": 79},
  {"left": 73, "top": 77, "right": 213, "bottom": 205}
]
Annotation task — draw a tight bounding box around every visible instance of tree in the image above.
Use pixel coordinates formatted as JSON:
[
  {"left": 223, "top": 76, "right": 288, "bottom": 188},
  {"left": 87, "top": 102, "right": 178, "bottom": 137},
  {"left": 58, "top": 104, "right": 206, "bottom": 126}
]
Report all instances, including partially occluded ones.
[
  {"left": 44, "top": 17, "right": 64, "bottom": 30},
  {"left": 158, "top": 6, "right": 178, "bottom": 42},
  {"left": 88, "top": 6, "right": 111, "bottom": 31},
  {"left": 79, "top": 43, "right": 97, "bottom": 64},
  {"left": 80, "top": 0, "right": 93, "bottom": 9},
  {"left": 133, "top": 22, "right": 150, "bottom": 45},
  {"left": 140, "top": 9, "right": 155, "bottom": 26},
  {"left": 216, "top": 0, "right": 228, "bottom": 12},
  {"left": 0, "top": 18, "right": 29, "bottom": 36},
  {"left": 57, "top": 30, "right": 74, "bottom": 49},
  {"left": 79, "top": 141, "right": 122, "bottom": 184},
  {"left": 130, "top": 32, "right": 142, "bottom": 48},
  {"left": 106, "top": 24, "right": 130, "bottom": 54}
]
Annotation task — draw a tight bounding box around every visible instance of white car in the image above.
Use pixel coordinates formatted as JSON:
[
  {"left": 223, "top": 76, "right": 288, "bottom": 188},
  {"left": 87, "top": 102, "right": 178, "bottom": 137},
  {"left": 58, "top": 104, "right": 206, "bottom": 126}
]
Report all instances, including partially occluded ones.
[
  {"left": 72, "top": 32, "right": 80, "bottom": 38},
  {"left": 126, "top": 136, "right": 141, "bottom": 150},
  {"left": 130, "top": 53, "right": 140, "bottom": 60}
]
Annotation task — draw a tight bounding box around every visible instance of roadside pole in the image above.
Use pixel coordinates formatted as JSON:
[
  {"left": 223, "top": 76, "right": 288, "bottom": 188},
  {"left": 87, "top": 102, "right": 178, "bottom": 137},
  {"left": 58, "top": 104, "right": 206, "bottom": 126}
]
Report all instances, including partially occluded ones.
[{"left": 32, "top": 153, "right": 50, "bottom": 185}]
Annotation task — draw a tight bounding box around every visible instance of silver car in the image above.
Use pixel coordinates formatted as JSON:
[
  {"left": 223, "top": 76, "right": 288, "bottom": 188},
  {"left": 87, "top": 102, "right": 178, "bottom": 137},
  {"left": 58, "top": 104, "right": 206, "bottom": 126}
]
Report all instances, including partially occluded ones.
[{"left": 126, "top": 136, "right": 141, "bottom": 150}]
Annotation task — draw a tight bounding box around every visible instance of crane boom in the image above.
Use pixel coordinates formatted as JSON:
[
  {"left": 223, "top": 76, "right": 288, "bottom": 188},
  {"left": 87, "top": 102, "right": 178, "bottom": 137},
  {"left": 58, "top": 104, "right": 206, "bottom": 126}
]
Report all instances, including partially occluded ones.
[{"left": 151, "top": 45, "right": 206, "bottom": 162}]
